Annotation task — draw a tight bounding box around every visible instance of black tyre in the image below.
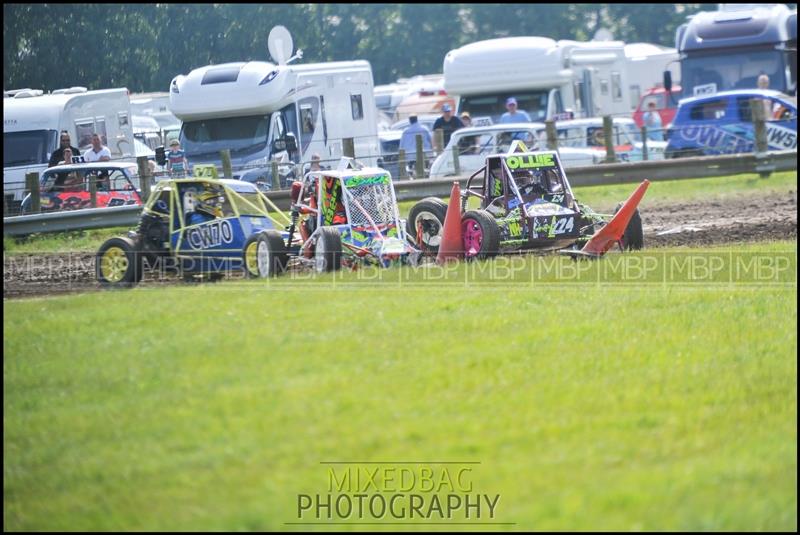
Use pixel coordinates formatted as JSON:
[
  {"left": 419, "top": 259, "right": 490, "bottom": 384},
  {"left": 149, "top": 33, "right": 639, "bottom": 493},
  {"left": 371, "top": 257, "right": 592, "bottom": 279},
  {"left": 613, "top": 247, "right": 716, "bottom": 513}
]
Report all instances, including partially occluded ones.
[
  {"left": 407, "top": 197, "right": 448, "bottom": 254},
  {"left": 461, "top": 209, "right": 501, "bottom": 260},
  {"left": 614, "top": 202, "right": 644, "bottom": 250},
  {"left": 243, "top": 230, "right": 289, "bottom": 278},
  {"left": 96, "top": 236, "right": 144, "bottom": 288},
  {"left": 314, "top": 226, "right": 342, "bottom": 272}
]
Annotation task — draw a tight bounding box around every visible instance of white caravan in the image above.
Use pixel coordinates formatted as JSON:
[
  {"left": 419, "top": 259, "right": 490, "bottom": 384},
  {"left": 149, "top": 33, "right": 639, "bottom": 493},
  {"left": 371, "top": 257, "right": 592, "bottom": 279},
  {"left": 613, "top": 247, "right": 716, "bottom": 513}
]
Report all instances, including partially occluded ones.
[
  {"left": 169, "top": 26, "right": 380, "bottom": 189},
  {"left": 3, "top": 87, "right": 134, "bottom": 204},
  {"left": 130, "top": 91, "right": 181, "bottom": 141},
  {"left": 443, "top": 37, "right": 680, "bottom": 125}
]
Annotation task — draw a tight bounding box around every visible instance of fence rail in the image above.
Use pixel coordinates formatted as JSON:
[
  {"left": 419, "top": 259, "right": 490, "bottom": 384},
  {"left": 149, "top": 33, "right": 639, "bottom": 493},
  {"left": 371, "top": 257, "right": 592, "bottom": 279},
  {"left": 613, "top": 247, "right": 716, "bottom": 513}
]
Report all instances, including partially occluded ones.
[{"left": 4, "top": 149, "right": 794, "bottom": 237}]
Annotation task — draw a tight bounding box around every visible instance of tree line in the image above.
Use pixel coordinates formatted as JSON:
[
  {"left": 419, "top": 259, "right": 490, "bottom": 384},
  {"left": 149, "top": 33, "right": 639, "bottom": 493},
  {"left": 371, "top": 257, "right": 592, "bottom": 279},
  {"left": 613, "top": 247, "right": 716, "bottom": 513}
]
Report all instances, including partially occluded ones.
[{"left": 4, "top": 4, "right": 710, "bottom": 93}]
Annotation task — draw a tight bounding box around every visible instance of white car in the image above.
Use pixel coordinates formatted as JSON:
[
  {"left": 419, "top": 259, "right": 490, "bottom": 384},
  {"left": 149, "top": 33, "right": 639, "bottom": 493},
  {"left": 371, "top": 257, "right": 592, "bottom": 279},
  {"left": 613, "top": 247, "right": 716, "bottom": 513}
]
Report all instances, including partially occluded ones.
[
  {"left": 554, "top": 117, "right": 668, "bottom": 161},
  {"left": 429, "top": 123, "right": 604, "bottom": 178}
]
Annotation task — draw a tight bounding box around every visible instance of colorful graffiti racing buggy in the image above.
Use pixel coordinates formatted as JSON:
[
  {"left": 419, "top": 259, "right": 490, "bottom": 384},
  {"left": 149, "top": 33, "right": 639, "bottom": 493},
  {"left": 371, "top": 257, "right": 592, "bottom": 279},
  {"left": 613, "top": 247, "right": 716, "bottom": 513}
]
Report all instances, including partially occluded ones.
[
  {"left": 288, "top": 158, "right": 420, "bottom": 271},
  {"left": 407, "top": 142, "right": 648, "bottom": 259},
  {"left": 96, "top": 177, "right": 293, "bottom": 287}
]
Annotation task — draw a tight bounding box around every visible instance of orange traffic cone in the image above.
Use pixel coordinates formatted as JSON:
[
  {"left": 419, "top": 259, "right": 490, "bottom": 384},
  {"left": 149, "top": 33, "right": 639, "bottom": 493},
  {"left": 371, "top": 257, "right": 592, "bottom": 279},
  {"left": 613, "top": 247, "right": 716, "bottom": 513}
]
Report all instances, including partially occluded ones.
[
  {"left": 581, "top": 179, "right": 650, "bottom": 256},
  {"left": 436, "top": 181, "right": 464, "bottom": 264}
]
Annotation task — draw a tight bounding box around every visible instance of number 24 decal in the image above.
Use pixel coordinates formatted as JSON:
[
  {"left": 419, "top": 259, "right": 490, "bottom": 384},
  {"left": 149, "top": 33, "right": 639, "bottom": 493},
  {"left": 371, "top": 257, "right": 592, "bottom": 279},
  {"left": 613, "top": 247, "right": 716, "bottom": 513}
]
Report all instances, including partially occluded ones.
[{"left": 554, "top": 217, "right": 574, "bottom": 234}]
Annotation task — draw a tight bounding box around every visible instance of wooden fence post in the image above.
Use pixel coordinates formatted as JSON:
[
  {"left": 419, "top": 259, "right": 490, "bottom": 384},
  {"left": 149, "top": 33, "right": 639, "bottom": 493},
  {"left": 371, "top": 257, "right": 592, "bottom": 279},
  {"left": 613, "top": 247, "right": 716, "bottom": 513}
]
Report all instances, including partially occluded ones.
[
  {"left": 415, "top": 134, "right": 425, "bottom": 179},
  {"left": 398, "top": 149, "right": 407, "bottom": 179},
  {"left": 271, "top": 160, "right": 280, "bottom": 189},
  {"left": 433, "top": 128, "right": 444, "bottom": 155},
  {"left": 545, "top": 120, "right": 558, "bottom": 151},
  {"left": 452, "top": 144, "right": 461, "bottom": 176},
  {"left": 220, "top": 149, "right": 233, "bottom": 179},
  {"left": 603, "top": 115, "right": 616, "bottom": 163},
  {"left": 25, "top": 172, "right": 40, "bottom": 214},
  {"left": 640, "top": 125, "right": 649, "bottom": 161},
  {"left": 136, "top": 156, "right": 151, "bottom": 201},
  {"left": 89, "top": 173, "right": 97, "bottom": 208}
]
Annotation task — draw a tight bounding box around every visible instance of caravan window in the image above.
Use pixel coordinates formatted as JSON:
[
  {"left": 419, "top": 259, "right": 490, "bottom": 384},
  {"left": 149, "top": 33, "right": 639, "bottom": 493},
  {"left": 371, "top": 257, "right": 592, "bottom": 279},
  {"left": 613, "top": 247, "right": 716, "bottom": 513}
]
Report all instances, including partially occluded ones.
[
  {"left": 4, "top": 130, "right": 57, "bottom": 167},
  {"left": 95, "top": 118, "right": 108, "bottom": 146},
  {"left": 297, "top": 97, "right": 320, "bottom": 155},
  {"left": 351, "top": 94, "right": 364, "bottom": 121},
  {"left": 181, "top": 115, "right": 271, "bottom": 157},
  {"left": 75, "top": 119, "right": 95, "bottom": 149},
  {"left": 611, "top": 72, "right": 623, "bottom": 102}
]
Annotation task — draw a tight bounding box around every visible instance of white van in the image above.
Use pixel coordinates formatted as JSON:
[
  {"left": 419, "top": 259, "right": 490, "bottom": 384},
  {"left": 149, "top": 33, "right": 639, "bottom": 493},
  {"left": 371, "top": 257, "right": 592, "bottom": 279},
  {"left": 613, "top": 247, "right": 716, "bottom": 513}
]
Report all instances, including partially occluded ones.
[
  {"left": 429, "top": 123, "right": 603, "bottom": 178},
  {"left": 169, "top": 26, "right": 380, "bottom": 189},
  {"left": 3, "top": 87, "right": 134, "bottom": 204}
]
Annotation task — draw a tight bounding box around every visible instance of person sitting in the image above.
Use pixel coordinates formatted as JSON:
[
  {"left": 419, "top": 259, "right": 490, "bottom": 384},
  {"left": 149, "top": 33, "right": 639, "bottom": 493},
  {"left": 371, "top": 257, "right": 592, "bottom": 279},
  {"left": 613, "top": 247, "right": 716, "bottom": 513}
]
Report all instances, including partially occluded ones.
[
  {"left": 184, "top": 189, "right": 223, "bottom": 226},
  {"left": 514, "top": 169, "right": 548, "bottom": 199}
]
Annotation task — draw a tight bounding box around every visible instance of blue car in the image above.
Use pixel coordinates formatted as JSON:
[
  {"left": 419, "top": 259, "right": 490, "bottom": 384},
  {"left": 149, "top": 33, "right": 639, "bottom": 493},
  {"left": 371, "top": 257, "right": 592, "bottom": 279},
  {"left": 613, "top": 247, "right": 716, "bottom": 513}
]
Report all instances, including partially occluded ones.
[
  {"left": 96, "top": 177, "right": 293, "bottom": 287},
  {"left": 665, "top": 90, "right": 797, "bottom": 158}
]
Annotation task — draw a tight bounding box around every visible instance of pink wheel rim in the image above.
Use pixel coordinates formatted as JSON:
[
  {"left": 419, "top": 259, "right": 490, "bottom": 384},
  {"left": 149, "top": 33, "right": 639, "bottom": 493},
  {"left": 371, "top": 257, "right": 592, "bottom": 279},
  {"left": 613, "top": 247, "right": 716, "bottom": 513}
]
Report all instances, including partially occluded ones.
[{"left": 462, "top": 219, "right": 483, "bottom": 258}]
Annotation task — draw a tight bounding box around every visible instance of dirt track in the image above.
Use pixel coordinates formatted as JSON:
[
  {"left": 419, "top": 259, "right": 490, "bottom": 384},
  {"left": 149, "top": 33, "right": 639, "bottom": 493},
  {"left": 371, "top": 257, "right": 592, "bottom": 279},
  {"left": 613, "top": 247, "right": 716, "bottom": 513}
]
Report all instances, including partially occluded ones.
[{"left": 4, "top": 190, "right": 797, "bottom": 299}]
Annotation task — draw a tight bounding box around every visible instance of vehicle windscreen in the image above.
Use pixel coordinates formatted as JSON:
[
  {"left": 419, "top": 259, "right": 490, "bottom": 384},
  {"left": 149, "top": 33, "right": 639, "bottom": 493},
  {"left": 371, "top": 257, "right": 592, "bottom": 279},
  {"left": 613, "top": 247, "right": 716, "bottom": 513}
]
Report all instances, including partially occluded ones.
[
  {"left": 4, "top": 130, "right": 57, "bottom": 167},
  {"left": 682, "top": 49, "right": 786, "bottom": 95},
  {"left": 180, "top": 115, "right": 270, "bottom": 157},
  {"left": 459, "top": 91, "right": 549, "bottom": 123},
  {"left": 235, "top": 191, "right": 267, "bottom": 216}
]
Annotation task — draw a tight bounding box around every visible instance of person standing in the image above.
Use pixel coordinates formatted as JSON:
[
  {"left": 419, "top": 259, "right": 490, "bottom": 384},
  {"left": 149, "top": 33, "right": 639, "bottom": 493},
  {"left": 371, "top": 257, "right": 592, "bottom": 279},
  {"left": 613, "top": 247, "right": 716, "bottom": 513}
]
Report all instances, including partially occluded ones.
[
  {"left": 82, "top": 133, "right": 112, "bottom": 162},
  {"left": 432, "top": 103, "right": 464, "bottom": 147},
  {"left": 643, "top": 101, "right": 664, "bottom": 141},
  {"left": 399, "top": 115, "right": 432, "bottom": 163},
  {"left": 499, "top": 97, "right": 532, "bottom": 124},
  {"left": 48, "top": 131, "right": 81, "bottom": 167},
  {"left": 167, "top": 139, "right": 189, "bottom": 178}
]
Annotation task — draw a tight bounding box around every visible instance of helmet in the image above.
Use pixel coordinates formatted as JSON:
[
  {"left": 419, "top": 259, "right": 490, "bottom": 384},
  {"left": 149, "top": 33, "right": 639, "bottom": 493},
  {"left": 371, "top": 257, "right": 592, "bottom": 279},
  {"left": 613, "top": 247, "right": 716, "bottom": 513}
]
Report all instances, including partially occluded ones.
[
  {"left": 512, "top": 169, "right": 535, "bottom": 187},
  {"left": 195, "top": 187, "right": 225, "bottom": 218}
]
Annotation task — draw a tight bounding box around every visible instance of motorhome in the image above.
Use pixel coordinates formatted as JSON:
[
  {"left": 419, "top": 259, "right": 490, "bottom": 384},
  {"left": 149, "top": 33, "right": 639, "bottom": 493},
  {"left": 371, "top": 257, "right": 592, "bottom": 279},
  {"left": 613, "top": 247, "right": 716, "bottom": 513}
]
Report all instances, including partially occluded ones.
[
  {"left": 670, "top": 4, "right": 797, "bottom": 98},
  {"left": 3, "top": 87, "right": 135, "bottom": 205},
  {"left": 443, "top": 37, "right": 680, "bottom": 125},
  {"left": 169, "top": 26, "right": 380, "bottom": 188}
]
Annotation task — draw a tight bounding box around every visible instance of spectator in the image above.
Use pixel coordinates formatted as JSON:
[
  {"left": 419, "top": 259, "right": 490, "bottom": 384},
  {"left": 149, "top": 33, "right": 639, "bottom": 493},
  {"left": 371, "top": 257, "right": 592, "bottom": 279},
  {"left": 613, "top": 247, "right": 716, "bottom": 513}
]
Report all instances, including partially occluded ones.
[
  {"left": 643, "top": 101, "right": 664, "bottom": 141},
  {"left": 399, "top": 115, "right": 432, "bottom": 160},
  {"left": 432, "top": 103, "right": 464, "bottom": 147},
  {"left": 310, "top": 153, "right": 323, "bottom": 172},
  {"left": 460, "top": 112, "right": 472, "bottom": 128},
  {"left": 83, "top": 133, "right": 112, "bottom": 162},
  {"left": 457, "top": 112, "right": 478, "bottom": 154},
  {"left": 499, "top": 97, "right": 532, "bottom": 124},
  {"left": 167, "top": 139, "right": 189, "bottom": 178},
  {"left": 756, "top": 74, "right": 776, "bottom": 120},
  {"left": 54, "top": 148, "right": 82, "bottom": 191},
  {"left": 757, "top": 74, "right": 770, "bottom": 90},
  {"left": 48, "top": 131, "right": 81, "bottom": 167}
]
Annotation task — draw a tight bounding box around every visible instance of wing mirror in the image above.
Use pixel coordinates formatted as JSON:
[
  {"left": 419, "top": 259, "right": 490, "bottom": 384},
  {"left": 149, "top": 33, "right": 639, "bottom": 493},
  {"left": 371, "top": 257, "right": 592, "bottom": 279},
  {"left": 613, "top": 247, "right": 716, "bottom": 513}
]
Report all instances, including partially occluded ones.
[{"left": 155, "top": 146, "right": 167, "bottom": 166}]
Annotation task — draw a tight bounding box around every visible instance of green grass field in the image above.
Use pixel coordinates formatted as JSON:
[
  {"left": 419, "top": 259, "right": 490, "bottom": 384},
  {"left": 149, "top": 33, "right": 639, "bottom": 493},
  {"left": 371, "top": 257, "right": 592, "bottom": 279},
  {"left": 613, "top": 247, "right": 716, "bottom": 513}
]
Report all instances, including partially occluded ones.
[
  {"left": 4, "top": 239, "right": 797, "bottom": 531},
  {"left": 4, "top": 170, "right": 796, "bottom": 255}
]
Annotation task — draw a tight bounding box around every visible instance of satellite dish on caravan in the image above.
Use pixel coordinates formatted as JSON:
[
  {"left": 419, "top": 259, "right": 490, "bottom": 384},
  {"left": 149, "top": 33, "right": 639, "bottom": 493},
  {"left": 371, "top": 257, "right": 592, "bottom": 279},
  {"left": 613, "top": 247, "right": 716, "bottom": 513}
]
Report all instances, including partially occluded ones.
[{"left": 268, "top": 26, "right": 294, "bottom": 65}]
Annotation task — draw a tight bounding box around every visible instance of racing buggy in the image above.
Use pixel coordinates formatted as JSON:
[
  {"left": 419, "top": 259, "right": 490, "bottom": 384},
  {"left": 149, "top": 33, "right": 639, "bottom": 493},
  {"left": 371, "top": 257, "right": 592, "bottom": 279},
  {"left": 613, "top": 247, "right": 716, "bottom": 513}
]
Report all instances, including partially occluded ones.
[
  {"left": 96, "top": 177, "right": 294, "bottom": 287},
  {"left": 285, "top": 157, "right": 420, "bottom": 271},
  {"left": 407, "top": 141, "right": 647, "bottom": 259}
]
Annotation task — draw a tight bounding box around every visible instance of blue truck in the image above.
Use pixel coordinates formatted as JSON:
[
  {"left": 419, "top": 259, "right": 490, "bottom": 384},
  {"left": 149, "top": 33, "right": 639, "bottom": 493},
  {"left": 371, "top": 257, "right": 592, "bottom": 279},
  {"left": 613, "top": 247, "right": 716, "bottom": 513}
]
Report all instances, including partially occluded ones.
[{"left": 665, "top": 89, "right": 797, "bottom": 157}]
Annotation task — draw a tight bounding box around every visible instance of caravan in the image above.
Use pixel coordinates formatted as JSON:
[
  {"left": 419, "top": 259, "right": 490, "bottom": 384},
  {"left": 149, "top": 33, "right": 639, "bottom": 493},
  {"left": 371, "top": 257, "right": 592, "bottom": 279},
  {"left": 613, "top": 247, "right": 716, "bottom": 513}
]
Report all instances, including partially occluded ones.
[
  {"left": 169, "top": 26, "right": 380, "bottom": 189},
  {"left": 443, "top": 37, "right": 679, "bottom": 124},
  {"left": 3, "top": 87, "right": 135, "bottom": 205}
]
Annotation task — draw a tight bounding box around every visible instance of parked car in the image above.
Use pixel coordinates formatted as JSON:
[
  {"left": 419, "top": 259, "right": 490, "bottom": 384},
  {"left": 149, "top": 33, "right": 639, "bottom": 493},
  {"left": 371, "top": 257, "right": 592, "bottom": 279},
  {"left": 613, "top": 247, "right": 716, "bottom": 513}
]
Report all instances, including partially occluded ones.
[
  {"left": 665, "top": 89, "right": 797, "bottom": 158},
  {"left": 377, "top": 129, "right": 402, "bottom": 179},
  {"left": 21, "top": 162, "right": 143, "bottom": 214},
  {"left": 429, "top": 123, "right": 603, "bottom": 178},
  {"left": 632, "top": 85, "right": 683, "bottom": 129},
  {"left": 555, "top": 117, "right": 668, "bottom": 161}
]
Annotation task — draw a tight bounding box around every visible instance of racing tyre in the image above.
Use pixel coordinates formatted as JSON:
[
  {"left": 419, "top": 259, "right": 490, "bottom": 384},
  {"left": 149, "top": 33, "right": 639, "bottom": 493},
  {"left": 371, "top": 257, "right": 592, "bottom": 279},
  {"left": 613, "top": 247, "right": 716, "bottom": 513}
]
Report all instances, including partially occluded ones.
[
  {"left": 96, "top": 236, "right": 144, "bottom": 288},
  {"left": 407, "top": 197, "right": 448, "bottom": 254},
  {"left": 243, "top": 230, "right": 288, "bottom": 278},
  {"left": 314, "top": 227, "right": 342, "bottom": 272},
  {"left": 614, "top": 202, "right": 644, "bottom": 250},
  {"left": 461, "top": 210, "right": 501, "bottom": 260}
]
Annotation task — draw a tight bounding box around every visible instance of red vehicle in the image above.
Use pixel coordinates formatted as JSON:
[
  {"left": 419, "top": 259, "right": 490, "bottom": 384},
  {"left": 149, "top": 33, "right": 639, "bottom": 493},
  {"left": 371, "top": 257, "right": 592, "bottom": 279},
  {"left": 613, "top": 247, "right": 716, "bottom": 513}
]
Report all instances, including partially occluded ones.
[
  {"left": 632, "top": 86, "right": 683, "bottom": 129},
  {"left": 20, "top": 162, "right": 144, "bottom": 214}
]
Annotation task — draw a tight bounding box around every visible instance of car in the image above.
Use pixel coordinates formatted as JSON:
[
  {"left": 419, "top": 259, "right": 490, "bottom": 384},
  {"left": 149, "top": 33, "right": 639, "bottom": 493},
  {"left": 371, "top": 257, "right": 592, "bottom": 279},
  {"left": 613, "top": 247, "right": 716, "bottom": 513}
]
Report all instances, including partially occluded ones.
[
  {"left": 665, "top": 89, "right": 797, "bottom": 158},
  {"left": 376, "top": 129, "right": 403, "bottom": 179},
  {"left": 287, "top": 157, "right": 421, "bottom": 271},
  {"left": 554, "top": 117, "right": 668, "bottom": 161},
  {"left": 96, "top": 176, "right": 293, "bottom": 287},
  {"left": 428, "top": 123, "right": 603, "bottom": 178},
  {"left": 21, "top": 161, "right": 144, "bottom": 214},
  {"left": 632, "top": 85, "right": 683, "bottom": 129},
  {"left": 407, "top": 141, "right": 648, "bottom": 259}
]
